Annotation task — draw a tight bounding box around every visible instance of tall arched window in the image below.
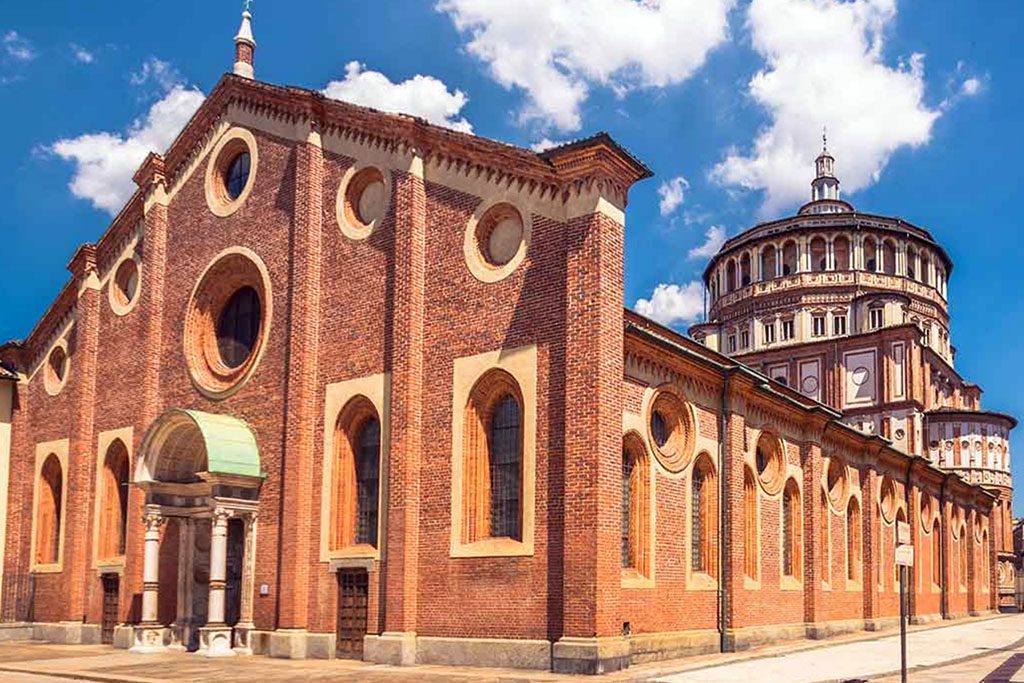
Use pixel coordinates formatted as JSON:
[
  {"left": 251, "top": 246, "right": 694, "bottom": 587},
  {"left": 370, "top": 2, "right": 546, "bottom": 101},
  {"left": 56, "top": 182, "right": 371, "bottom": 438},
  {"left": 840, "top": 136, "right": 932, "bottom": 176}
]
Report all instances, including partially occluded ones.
[
  {"left": 691, "top": 455, "right": 717, "bottom": 575},
  {"left": 726, "top": 259, "right": 737, "bottom": 293},
  {"left": 463, "top": 371, "right": 523, "bottom": 543},
  {"left": 782, "top": 241, "right": 798, "bottom": 275},
  {"left": 331, "top": 398, "right": 382, "bottom": 551},
  {"left": 744, "top": 468, "right": 758, "bottom": 579},
  {"left": 782, "top": 479, "right": 801, "bottom": 577},
  {"left": 958, "top": 527, "right": 967, "bottom": 588},
  {"left": 99, "top": 439, "right": 130, "bottom": 559},
  {"left": 621, "top": 436, "right": 650, "bottom": 576},
  {"left": 35, "top": 454, "right": 63, "bottom": 565},
  {"left": 761, "top": 245, "right": 777, "bottom": 280},
  {"left": 847, "top": 498, "right": 861, "bottom": 582},
  {"left": 864, "top": 238, "right": 878, "bottom": 272},
  {"left": 931, "top": 520, "right": 941, "bottom": 586},
  {"left": 882, "top": 240, "right": 897, "bottom": 275}
]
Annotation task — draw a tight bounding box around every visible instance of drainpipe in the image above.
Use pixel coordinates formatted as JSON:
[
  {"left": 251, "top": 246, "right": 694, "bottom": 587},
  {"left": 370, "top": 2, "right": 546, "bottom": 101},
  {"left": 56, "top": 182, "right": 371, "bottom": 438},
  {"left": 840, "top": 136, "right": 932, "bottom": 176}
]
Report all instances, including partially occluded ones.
[{"left": 718, "top": 372, "right": 731, "bottom": 653}]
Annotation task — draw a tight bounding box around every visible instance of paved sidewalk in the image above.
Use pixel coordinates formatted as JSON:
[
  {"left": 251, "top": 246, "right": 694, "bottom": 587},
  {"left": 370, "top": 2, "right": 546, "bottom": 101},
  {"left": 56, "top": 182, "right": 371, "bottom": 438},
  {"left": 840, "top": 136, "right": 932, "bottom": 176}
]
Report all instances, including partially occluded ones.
[
  {"left": 0, "top": 614, "right": 1021, "bottom": 683},
  {"left": 655, "top": 613, "right": 1024, "bottom": 683}
]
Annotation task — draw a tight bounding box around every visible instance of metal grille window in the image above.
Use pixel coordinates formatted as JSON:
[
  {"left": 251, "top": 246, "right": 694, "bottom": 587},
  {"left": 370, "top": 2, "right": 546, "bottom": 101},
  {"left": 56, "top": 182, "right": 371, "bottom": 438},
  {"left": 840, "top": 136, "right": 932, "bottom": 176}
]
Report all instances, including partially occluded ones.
[
  {"left": 622, "top": 449, "right": 633, "bottom": 568},
  {"left": 355, "top": 418, "right": 380, "bottom": 546},
  {"left": 691, "top": 471, "right": 704, "bottom": 572},
  {"left": 225, "top": 152, "right": 251, "bottom": 200},
  {"left": 489, "top": 395, "right": 521, "bottom": 540},
  {"left": 216, "top": 286, "right": 261, "bottom": 368},
  {"left": 650, "top": 411, "right": 669, "bottom": 449}
]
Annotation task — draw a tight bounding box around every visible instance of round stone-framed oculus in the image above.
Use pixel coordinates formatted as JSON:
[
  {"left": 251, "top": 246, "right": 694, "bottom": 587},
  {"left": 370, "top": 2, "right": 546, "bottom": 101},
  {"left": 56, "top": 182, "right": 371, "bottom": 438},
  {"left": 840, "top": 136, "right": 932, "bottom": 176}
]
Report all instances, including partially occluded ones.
[
  {"left": 183, "top": 247, "right": 272, "bottom": 399},
  {"left": 464, "top": 198, "right": 531, "bottom": 283},
  {"left": 825, "top": 456, "right": 848, "bottom": 510},
  {"left": 646, "top": 386, "right": 696, "bottom": 474},
  {"left": 204, "top": 127, "right": 258, "bottom": 218},
  {"left": 337, "top": 165, "right": 391, "bottom": 241},
  {"left": 108, "top": 253, "right": 141, "bottom": 316},
  {"left": 43, "top": 341, "right": 69, "bottom": 396},
  {"left": 754, "top": 430, "right": 786, "bottom": 496}
]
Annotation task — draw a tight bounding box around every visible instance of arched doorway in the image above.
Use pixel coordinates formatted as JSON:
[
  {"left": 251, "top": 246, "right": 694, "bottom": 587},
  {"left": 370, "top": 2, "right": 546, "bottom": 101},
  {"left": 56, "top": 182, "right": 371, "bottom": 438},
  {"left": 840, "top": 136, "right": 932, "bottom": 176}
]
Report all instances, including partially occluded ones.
[{"left": 130, "top": 409, "right": 263, "bottom": 657}]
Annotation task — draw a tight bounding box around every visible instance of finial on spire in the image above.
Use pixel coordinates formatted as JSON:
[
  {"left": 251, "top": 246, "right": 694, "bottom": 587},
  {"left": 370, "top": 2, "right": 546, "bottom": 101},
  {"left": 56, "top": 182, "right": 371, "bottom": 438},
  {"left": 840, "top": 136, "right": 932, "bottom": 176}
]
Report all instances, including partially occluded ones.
[
  {"left": 822, "top": 125, "right": 828, "bottom": 152},
  {"left": 233, "top": 2, "right": 256, "bottom": 79}
]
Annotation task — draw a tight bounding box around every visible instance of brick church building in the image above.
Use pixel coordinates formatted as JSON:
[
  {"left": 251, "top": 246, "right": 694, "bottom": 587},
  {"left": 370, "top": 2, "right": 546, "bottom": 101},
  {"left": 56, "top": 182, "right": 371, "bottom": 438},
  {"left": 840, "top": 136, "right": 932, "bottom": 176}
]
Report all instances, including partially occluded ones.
[{"left": 0, "top": 8, "right": 1014, "bottom": 674}]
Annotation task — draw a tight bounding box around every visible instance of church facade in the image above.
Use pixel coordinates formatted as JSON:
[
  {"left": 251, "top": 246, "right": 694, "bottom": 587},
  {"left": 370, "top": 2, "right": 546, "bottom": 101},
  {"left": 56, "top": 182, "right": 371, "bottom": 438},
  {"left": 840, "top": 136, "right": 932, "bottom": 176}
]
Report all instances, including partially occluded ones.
[{"left": 0, "top": 10, "right": 1012, "bottom": 675}]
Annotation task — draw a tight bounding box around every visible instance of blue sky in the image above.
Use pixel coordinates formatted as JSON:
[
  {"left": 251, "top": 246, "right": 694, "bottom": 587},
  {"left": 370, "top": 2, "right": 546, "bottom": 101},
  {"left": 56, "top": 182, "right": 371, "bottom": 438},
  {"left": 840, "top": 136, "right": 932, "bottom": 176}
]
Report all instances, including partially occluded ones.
[{"left": 1, "top": 1, "right": 1022, "bottom": 502}]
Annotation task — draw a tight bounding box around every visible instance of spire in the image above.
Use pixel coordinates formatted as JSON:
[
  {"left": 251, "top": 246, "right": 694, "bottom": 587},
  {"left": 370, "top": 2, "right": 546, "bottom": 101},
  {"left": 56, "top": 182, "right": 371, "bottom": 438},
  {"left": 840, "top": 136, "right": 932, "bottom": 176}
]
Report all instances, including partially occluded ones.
[
  {"left": 799, "top": 129, "right": 852, "bottom": 215},
  {"left": 233, "top": 2, "right": 256, "bottom": 79}
]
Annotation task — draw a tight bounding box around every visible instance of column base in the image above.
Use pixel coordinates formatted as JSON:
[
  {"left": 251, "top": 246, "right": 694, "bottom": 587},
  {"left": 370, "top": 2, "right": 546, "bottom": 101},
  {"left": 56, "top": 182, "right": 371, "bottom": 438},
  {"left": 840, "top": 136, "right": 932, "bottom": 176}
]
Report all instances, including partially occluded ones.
[
  {"left": 233, "top": 622, "right": 255, "bottom": 655},
  {"left": 552, "top": 636, "right": 630, "bottom": 675},
  {"left": 199, "top": 625, "right": 236, "bottom": 657},
  {"left": 129, "top": 624, "right": 171, "bottom": 653},
  {"left": 364, "top": 631, "right": 416, "bottom": 666}
]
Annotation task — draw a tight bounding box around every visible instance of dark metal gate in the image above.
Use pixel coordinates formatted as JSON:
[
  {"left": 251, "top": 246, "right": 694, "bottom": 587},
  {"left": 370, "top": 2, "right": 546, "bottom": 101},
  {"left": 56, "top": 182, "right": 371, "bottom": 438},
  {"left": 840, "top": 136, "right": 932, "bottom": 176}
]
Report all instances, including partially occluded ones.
[
  {"left": 101, "top": 574, "right": 119, "bottom": 644},
  {"left": 336, "top": 569, "right": 368, "bottom": 659}
]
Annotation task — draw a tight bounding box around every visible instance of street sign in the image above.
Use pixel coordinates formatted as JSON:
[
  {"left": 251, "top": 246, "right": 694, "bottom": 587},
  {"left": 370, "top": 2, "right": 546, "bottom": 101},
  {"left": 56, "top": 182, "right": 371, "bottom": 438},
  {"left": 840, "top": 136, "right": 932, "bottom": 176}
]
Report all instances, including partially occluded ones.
[
  {"left": 895, "top": 544, "right": 914, "bottom": 567},
  {"left": 897, "top": 521, "right": 911, "bottom": 545}
]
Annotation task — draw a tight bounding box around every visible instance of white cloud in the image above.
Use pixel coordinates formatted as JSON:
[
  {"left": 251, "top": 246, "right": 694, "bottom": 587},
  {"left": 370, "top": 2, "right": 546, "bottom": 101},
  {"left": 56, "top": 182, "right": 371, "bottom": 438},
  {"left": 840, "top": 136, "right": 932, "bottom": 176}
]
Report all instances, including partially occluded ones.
[
  {"left": 437, "top": 0, "right": 735, "bottom": 132},
  {"left": 711, "top": 0, "right": 942, "bottom": 216},
  {"left": 960, "top": 77, "right": 981, "bottom": 97},
  {"left": 50, "top": 85, "right": 205, "bottom": 214},
  {"left": 530, "top": 138, "right": 567, "bottom": 152},
  {"left": 70, "top": 44, "right": 95, "bottom": 64},
  {"left": 3, "top": 30, "right": 35, "bottom": 62},
  {"left": 688, "top": 225, "right": 727, "bottom": 260},
  {"left": 130, "top": 57, "right": 182, "bottom": 92},
  {"left": 323, "top": 61, "right": 473, "bottom": 133},
  {"left": 657, "top": 176, "right": 690, "bottom": 216},
  {"left": 634, "top": 281, "right": 705, "bottom": 327}
]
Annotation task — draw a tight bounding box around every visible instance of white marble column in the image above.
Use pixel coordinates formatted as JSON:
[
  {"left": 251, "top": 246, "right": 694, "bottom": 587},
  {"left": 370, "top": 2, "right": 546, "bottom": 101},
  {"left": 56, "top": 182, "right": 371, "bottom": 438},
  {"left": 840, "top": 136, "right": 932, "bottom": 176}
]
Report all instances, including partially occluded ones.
[
  {"left": 200, "top": 508, "right": 235, "bottom": 657},
  {"left": 130, "top": 511, "right": 169, "bottom": 652},
  {"left": 233, "top": 513, "right": 258, "bottom": 655}
]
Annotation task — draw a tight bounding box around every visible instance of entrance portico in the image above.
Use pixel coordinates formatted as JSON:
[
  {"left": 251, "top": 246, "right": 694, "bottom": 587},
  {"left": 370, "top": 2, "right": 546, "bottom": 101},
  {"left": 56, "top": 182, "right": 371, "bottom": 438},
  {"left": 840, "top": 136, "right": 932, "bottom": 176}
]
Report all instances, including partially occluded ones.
[{"left": 129, "top": 409, "right": 263, "bottom": 657}]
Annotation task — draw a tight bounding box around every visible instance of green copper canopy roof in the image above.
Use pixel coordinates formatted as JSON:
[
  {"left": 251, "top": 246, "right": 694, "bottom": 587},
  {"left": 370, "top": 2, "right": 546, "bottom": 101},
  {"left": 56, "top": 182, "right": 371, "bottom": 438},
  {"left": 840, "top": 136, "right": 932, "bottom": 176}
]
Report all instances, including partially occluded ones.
[
  {"left": 137, "top": 408, "right": 263, "bottom": 483},
  {"left": 180, "top": 409, "right": 262, "bottom": 478}
]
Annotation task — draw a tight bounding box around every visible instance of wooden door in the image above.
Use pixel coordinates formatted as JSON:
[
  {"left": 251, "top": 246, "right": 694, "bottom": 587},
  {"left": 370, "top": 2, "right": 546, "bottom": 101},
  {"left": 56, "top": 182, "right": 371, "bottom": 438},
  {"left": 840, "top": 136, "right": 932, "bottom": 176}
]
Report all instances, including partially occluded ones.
[
  {"left": 336, "top": 569, "right": 368, "bottom": 659},
  {"left": 100, "top": 574, "right": 119, "bottom": 645}
]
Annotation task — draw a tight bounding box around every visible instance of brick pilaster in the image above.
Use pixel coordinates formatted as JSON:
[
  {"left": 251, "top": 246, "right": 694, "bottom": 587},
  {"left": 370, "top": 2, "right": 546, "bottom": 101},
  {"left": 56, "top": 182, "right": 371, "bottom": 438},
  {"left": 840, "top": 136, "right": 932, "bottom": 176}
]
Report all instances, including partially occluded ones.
[
  {"left": 124, "top": 154, "right": 169, "bottom": 623},
  {"left": 560, "top": 210, "right": 625, "bottom": 641},
  {"left": 863, "top": 467, "right": 879, "bottom": 621},
  {"left": 64, "top": 244, "right": 101, "bottom": 621},
  {"left": 801, "top": 437, "right": 824, "bottom": 624},
  {"left": 383, "top": 157, "right": 425, "bottom": 635},
  {"left": 277, "top": 124, "right": 324, "bottom": 630},
  {"left": 722, "top": 400, "right": 746, "bottom": 641}
]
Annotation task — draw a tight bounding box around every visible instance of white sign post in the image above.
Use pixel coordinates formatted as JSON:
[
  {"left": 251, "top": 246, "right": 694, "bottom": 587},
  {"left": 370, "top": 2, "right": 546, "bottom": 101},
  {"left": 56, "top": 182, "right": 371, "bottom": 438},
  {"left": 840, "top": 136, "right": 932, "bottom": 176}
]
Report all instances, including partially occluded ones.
[{"left": 895, "top": 539, "right": 914, "bottom": 683}]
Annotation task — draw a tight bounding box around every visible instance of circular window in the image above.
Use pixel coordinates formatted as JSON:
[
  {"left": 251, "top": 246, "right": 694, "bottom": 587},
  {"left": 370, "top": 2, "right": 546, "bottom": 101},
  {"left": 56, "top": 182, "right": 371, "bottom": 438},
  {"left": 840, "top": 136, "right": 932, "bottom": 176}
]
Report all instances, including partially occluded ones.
[
  {"left": 920, "top": 493, "right": 934, "bottom": 530},
  {"left": 224, "top": 152, "right": 251, "bottom": 201},
  {"left": 205, "top": 128, "right": 258, "bottom": 217},
  {"left": 826, "top": 457, "right": 848, "bottom": 508},
  {"left": 337, "top": 166, "right": 391, "bottom": 240},
  {"left": 464, "top": 199, "right": 532, "bottom": 283},
  {"left": 109, "top": 255, "right": 141, "bottom": 315},
  {"left": 646, "top": 388, "right": 695, "bottom": 473},
  {"left": 879, "top": 476, "right": 897, "bottom": 523},
  {"left": 754, "top": 431, "right": 785, "bottom": 494},
  {"left": 184, "top": 248, "right": 272, "bottom": 399},
  {"left": 44, "top": 344, "right": 69, "bottom": 396}
]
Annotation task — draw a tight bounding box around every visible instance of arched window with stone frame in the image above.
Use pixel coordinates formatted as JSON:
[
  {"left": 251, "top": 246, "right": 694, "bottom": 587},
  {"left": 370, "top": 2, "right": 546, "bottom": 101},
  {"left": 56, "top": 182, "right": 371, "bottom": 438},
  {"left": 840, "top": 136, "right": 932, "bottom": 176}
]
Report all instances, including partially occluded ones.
[
  {"left": 743, "top": 467, "right": 758, "bottom": 579},
  {"left": 810, "top": 236, "right": 827, "bottom": 272},
  {"left": 691, "top": 454, "right": 717, "bottom": 576},
  {"left": 98, "top": 439, "right": 130, "bottom": 560},
  {"left": 782, "top": 478, "right": 802, "bottom": 578},
  {"left": 330, "top": 397, "right": 382, "bottom": 551},
  {"left": 821, "top": 490, "right": 830, "bottom": 584},
  {"left": 760, "top": 244, "right": 777, "bottom": 280},
  {"left": 462, "top": 370, "right": 524, "bottom": 543},
  {"left": 847, "top": 497, "right": 861, "bottom": 583},
  {"left": 621, "top": 434, "right": 650, "bottom": 577},
  {"left": 864, "top": 237, "right": 878, "bottom": 272},
  {"left": 35, "top": 454, "right": 64, "bottom": 566},
  {"left": 882, "top": 239, "right": 898, "bottom": 275},
  {"left": 931, "top": 519, "right": 942, "bottom": 586}
]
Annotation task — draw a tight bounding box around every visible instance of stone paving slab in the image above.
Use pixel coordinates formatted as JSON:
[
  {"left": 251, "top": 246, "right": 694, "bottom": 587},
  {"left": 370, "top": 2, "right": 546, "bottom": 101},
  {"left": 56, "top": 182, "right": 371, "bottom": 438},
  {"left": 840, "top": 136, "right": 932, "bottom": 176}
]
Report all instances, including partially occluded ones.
[{"left": 655, "top": 613, "right": 1024, "bottom": 683}]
